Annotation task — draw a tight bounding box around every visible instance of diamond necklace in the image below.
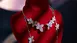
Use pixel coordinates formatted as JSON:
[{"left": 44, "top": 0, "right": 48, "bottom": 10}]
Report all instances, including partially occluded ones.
[{"left": 22, "top": 6, "right": 59, "bottom": 43}]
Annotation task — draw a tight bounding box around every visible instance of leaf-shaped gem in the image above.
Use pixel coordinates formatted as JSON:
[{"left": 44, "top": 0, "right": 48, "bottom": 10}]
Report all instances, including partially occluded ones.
[
  {"left": 47, "top": 20, "right": 53, "bottom": 30},
  {"left": 52, "top": 16, "right": 56, "bottom": 21},
  {"left": 55, "top": 23, "right": 59, "bottom": 30}
]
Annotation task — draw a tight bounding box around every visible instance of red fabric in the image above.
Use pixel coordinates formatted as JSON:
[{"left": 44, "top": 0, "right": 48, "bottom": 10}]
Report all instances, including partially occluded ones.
[{"left": 10, "top": 0, "right": 63, "bottom": 43}]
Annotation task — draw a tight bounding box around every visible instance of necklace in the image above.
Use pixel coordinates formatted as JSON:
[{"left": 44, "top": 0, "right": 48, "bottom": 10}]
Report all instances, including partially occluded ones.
[{"left": 22, "top": 6, "right": 59, "bottom": 43}]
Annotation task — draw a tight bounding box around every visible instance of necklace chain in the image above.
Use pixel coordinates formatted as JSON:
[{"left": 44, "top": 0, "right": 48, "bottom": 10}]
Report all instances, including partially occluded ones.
[{"left": 22, "top": 6, "right": 59, "bottom": 43}]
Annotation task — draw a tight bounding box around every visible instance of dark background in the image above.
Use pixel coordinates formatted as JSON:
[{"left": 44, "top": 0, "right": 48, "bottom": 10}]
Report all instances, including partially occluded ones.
[
  {"left": 0, "top": 9, "right": 17, "bottom": 43},
  {"left": 0, "top": 0, "right": 77, "bottom": 43},
  {"left": 57, "top": 0, "right": 77, "bottom": 43}
]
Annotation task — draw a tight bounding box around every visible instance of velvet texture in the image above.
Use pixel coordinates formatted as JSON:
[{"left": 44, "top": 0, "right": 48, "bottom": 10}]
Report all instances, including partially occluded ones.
[{"left": 11, "top": 0, "right": 63, "bottom": 43}]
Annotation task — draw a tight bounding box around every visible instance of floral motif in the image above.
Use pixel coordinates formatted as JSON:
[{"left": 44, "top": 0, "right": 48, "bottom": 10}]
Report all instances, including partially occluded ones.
[
  {"left": 46, "top": 16, "right": 56, "bottom": 30},
  {"left": 47, "top": 20, "right": 53, "bottom": 30},
  {"left": 27, "top": 18, "right": 33, "bottom": 24},
  {"left": 26, "top": 16, "right": 58, "bottom": 31},
  {"left": 35, "top": 23, "right": 44, "bottom": 32},
  {"left": 28, "top": 36, "right": 34, "bottom": 43},
  {"left": 32, "top": 21, "right": 38, "bottom": 27}
]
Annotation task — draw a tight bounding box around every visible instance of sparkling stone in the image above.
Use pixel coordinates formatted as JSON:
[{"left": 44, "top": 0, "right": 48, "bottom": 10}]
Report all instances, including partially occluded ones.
[
  {"left": 28, "top": 36, "right": 34, "bottom": 43},
  {"left": 47, "top": 20, "right": 53, "bottom": 30},
  {"left": 27, "top": 18, "right": 33, "bottom": 24},
  {"left": 55, "top": 23, "right": 59, "bottom": 30},
  {"left": 36, "top": 23, "right": 44, "bottom": 32},
  {"left": 52, "top": 16, "right": 56, "bottom": 21}
]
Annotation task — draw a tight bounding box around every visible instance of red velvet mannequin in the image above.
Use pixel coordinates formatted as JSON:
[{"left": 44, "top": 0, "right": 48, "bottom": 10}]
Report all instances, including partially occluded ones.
[{"left": 11, "top": 0, "right": 63, "bottom": 43}]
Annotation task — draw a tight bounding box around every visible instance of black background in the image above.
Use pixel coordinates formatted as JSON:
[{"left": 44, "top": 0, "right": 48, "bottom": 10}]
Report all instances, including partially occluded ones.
[{"left": 57, "top": 0, "right": 77, "bottom": 43}]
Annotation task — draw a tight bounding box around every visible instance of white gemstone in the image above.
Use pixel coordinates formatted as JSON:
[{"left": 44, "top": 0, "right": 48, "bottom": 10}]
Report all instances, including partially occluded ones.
[
  {"left": 52, "top": 16, "right": 56, "bottom": 21},
  {"left": 28, "top": 36, "right": 34, "bottom": 43},
  {"left": 55, "top": 23, "right": 59, "bottom": 30},
  {"left": 50, "top": 20, "right": 54, "bottom": 24},
  {"left": 27, "top": 18, "right": 33, "bottom": 24},
  {"left": 36, "top": 23, "right": 44, "bottom": 32},
  {"left": 47, "top": 20, "right": 53, "bottom": 30}
]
